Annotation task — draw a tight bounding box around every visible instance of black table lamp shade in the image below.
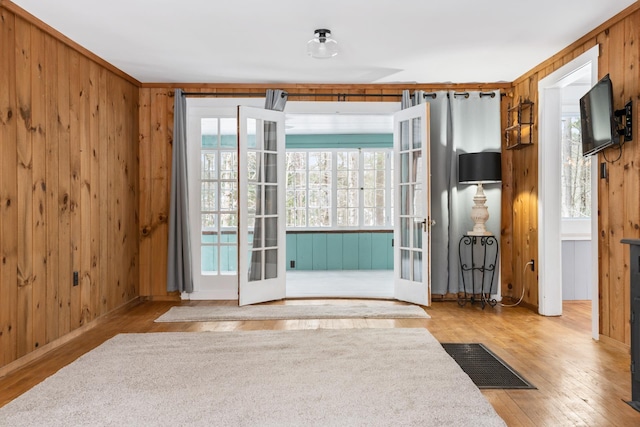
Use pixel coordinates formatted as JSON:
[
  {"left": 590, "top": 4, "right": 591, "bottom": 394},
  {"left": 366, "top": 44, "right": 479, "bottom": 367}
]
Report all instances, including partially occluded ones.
[{"left": 458, "top": 152, "right": 502, "bottom": 183}]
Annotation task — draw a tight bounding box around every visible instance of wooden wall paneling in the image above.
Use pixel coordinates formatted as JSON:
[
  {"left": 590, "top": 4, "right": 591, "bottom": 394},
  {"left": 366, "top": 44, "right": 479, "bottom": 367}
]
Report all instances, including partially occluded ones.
[
  {"left": 15, "top": 17, "right": 33, "bottom": 358},
  {"left": 499, "top": 93, "right": 514, "bottom": 297},
  {"left": 1, "top": 4, "right": 141, "bottom": 369},
  {"left": 78, "top": 55, "right": 92, "bottom": 326},
  {"left": 88, "top": 60, "right": 100, "bottom": 321},
  {"left": 106, "top": 74, "right": 118, "bottom": 310},
  {"left": 127, "top": 82, "right": 139, "bottom": 301},
  {"left": 117, "top": 77, "right": 129, "bottom": 304},
  {"left": 30, "top": 23, "right": 47, "bottom": 352},
  {"left": 120, "top": 78, "right": 137, "bottom": 303},
  {"left": 605, "top": 20, "right": 627, "bottom": 343},
  {"left": 596, "top": 29, "right": 611, "bottom": 338},
  {"left": 0, "top": 6, "right": 18, "bottom": 366},
  {"left": 98, "top": 66, "right": 108, "bottom": 317},
  {"left": 162, "top": 89, "right": 173, "bottom": 295},
  {"left": 528, "top": 73, "right": 539, "bottom": 307},
  {"left": 623, "top": 10, "right": 640, "bottom": 344},
  {"left": 56, "top": 41, "right": 71, "bottom": 337},
  {"left": 43, "top": 33, "right": 59, "bottom": 344},
  {"left": 68, "top": 49, "right": 82, "bottom": 330},
  {"left": 507, "top": 8, "right": 640, "bottom": 343},
  {"left": 118, "top": 78, "right": 129, "bottom": 303},
  {"left": 110, "top": 75, "right": 120, "bottom": 307},
  {"left": 619, "top": 12, "right": 640, "bottom": 345},
  {"left": 150, "top": 89, "right": 169, "bottom": 296},
  {"left": 138, "top": 89, "right": 152, "bottom": 296}
]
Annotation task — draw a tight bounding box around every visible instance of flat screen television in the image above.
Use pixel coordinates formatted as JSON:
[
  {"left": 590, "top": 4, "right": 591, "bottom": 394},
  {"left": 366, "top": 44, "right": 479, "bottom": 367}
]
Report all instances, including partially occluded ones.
[{"left": 579, "top": 74, "right": 618, "bottom": 157}]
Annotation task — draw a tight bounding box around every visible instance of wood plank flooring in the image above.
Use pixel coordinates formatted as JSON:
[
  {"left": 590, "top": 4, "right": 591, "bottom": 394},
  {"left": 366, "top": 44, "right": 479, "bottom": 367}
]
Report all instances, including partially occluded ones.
[{"left": 1, "top": 299, "right": 639, "bottom": 426}]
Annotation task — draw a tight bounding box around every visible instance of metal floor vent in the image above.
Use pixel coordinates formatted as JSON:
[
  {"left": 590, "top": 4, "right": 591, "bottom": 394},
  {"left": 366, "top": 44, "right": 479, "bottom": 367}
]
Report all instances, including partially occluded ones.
[{"left": 442, "top": 343, "right": 536, "bottom": 389}]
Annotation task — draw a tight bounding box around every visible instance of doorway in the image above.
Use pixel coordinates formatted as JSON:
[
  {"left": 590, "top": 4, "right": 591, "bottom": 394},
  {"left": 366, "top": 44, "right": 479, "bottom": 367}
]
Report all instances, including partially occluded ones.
[
  {"left": 185, "top": 98, "right": 431, "bottom": 303},
  {"left": 538, "top": 45, "right": 599, "bottom": 339}
]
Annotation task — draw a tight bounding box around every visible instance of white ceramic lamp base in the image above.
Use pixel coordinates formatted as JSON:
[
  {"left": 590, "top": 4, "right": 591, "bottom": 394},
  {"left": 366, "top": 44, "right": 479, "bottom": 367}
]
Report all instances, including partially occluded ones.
[{"left": 468, "top": 183, "right": 492, "bottom": 236}]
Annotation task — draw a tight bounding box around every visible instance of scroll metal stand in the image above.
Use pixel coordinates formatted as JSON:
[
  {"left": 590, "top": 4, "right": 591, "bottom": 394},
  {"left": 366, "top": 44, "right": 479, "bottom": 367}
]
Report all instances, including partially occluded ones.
[{"left": 458, "top": 235, "right": 498, "bottom": 309}]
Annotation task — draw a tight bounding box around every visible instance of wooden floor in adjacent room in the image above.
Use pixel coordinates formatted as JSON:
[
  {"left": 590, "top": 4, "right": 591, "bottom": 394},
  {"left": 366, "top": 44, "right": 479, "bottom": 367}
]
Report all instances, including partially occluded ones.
[{"left": 1, "top": 298, "right": 639, "bottom": 426}]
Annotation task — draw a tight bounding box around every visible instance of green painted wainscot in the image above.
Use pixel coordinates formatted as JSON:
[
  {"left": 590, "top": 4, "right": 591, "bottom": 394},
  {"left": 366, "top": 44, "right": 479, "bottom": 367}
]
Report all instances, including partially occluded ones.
[{"left": 286, "top": 232, "right": 394, "bottom": 270}]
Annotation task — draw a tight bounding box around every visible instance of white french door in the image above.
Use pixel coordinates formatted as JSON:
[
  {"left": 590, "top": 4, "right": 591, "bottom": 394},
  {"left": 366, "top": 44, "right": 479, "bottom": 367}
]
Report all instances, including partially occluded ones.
[
  {"left": 393, "top": 103, "right": 431, "bottom": 306},
  {"left": 238, "top": 106, "right": 286, "bottom": 305}
]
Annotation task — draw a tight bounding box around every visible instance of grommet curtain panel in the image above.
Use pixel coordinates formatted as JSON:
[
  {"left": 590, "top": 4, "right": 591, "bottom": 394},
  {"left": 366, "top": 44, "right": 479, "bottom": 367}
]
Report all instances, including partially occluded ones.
[
  {"left": 448, "top": 90, "right": 501, "bottom": 294},
  {"left": 401, "top": 90, "right": 501, "bottom": 295},
  {"left": 167, "top": 89, "right": 194, "bottom": 293}
]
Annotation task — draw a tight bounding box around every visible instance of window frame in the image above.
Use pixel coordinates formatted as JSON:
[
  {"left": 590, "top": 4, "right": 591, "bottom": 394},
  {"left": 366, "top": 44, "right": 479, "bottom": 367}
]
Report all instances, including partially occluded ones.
[
  {"left": 285, "top": 147, "right": 393, "bottom": 231},
  {"left": 560, "top": 111, "right": 591, "bottom": 240}
]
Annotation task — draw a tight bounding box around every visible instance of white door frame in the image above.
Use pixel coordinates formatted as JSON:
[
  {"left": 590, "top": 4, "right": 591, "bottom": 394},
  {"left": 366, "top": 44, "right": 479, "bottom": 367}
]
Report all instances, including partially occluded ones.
[
  {"left": 538, "top": 45, "right": 599, "bottom": 340},
  {"left": 185, "top": 98, "right": 263, "bottom": 301}
]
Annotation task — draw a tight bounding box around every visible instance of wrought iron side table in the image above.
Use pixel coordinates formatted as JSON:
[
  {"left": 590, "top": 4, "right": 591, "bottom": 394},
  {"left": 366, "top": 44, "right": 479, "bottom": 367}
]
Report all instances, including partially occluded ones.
[{"left": 458, "top": 235, "right": 499, "bottom": 309}]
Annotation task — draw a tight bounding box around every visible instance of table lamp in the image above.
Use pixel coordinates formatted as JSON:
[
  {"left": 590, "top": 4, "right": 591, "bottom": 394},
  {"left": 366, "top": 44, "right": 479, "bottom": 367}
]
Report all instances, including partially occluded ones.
[{"left": 458, "top": 152, "right": 502, "bottom": 236}]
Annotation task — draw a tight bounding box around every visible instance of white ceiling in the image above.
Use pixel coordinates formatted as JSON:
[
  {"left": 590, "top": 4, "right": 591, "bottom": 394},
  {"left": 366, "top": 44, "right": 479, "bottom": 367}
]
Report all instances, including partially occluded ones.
[{"left": 11, "top": 0, "right": 637, "bottom": 84}]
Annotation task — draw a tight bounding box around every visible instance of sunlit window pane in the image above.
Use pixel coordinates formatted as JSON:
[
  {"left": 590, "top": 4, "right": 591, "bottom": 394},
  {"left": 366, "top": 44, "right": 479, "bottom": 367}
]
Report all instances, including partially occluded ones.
[{"left": 561, "top": 115, "right": 591, "bottom": 218}]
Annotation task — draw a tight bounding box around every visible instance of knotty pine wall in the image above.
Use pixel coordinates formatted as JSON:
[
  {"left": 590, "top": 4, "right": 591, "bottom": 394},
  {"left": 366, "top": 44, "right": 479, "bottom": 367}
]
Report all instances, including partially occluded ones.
[
  {"left": 508, "top": 3, "right": 640, "bottom": 345},
  {"left": 0, "top": 4, "right": 139, "bottom": 370},
  {"left": 138, "top": 84, "right": 511, "bottom": 299},
  {"left": 3, "top": 0, "right": 637, "bottom": 373}
]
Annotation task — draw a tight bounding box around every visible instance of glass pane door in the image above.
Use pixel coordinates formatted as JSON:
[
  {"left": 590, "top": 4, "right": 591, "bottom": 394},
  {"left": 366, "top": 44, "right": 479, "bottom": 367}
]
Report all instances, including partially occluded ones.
[
  {"left": 393, "top": 103, "right": 431, "bottom": 306},
  {"left": 187, "top": 114, "right": 239, "bottom": 300},
  {"left": 238, "top": 106, "right": 286, "bottom": 305}
]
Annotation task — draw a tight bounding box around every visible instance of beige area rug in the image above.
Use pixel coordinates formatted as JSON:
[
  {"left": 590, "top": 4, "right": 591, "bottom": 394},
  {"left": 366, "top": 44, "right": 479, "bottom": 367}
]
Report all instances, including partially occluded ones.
[
  {"left": 0, "top": 329, "right": 504, "bottom": 427},
  {"left": 154, "top": 303, "right": 430, "bottom": 322}
]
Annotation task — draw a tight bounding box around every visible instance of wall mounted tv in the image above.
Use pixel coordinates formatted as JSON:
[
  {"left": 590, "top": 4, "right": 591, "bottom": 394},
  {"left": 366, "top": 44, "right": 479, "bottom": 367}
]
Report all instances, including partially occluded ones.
[{"left": 579, "top": 74, "right": 618, "bottom": 157}]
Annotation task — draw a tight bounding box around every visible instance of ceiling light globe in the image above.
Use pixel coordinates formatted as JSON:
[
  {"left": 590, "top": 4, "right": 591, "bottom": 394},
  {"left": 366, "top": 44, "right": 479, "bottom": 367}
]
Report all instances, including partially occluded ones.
[{"left": 307, "top": 29, "right": 338, "bottom": 59}]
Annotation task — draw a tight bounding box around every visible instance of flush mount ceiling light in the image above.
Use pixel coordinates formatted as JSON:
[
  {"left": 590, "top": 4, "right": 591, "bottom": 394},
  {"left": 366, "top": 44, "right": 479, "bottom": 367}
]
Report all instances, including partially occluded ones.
[{"left": 307, "top": 29, "right": 338, "bottom": 59}]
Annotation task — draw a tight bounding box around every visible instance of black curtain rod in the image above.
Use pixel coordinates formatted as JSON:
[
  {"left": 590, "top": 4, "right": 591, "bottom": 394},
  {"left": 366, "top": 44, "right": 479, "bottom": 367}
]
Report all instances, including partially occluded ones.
[
  {"left": 181, "top": 91, "right": 504, "bottom": 99},
  {"left": 182, "top": 91, "right": 417, "bottom": 99}
]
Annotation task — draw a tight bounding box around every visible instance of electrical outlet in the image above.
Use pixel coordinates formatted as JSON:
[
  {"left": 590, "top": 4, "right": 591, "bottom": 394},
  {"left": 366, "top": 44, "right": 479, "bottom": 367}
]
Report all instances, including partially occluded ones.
[
  {"left": 530, "top": 260, "right": 535, "bottom": 271},
  {"left": 290, "top": 260, "right": 295, "bottom": 269},
  {"left": 73, "top": 271, "right": 79, "bottom": 286}
]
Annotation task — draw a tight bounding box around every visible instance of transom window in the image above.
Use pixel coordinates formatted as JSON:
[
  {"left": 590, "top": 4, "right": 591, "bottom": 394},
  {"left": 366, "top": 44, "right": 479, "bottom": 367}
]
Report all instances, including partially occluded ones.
[{"left": 286, "top": 149, "right": 393, "bottom": 229}]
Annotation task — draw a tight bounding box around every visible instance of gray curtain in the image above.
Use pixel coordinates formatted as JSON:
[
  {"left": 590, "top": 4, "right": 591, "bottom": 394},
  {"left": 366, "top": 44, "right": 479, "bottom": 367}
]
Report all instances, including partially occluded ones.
[
  {"left": 400, "top": 90, "right": 500, "bottom": 295},
  {"left": 167, "top": 89, "right": 193, "bottom": 293},
  {"left": 248, "top": 89, "right": 288, "bottom": 281},
  {"left": 448, "top": 90, "right": 502, "bottom": 294}
]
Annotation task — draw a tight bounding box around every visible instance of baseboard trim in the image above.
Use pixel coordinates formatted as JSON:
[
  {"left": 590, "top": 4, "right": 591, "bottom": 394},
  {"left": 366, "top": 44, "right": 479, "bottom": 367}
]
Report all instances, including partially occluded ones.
[
  {"left": 0, "top": 297, "right": 142, "bottom": 379},
  {"left": 598, "top": 334, "right": 630, "bottom": 352}
]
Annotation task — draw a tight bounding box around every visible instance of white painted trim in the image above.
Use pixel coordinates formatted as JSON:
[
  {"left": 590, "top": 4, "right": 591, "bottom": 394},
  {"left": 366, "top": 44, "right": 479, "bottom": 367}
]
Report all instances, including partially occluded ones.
[
  {"left": 537, "top": 45, "right": 599, "bottom": 337},
  {"left": 181, "top": 288, "right": 238, "bottom": 301},
  {"left": 561, "top": 218, "right": 592, "bottom": 240},
  {"left": 285, "top": 101, "right": 400, "bottom": 115},
  {"left": 590, "top": 151, "right": 599, "bottom": 340},
  {"left": 538, "top": 86, "right": 563, "bottom": 316},
  {"left": 185, "top": 99, "right": 264, "bottom": 301}
]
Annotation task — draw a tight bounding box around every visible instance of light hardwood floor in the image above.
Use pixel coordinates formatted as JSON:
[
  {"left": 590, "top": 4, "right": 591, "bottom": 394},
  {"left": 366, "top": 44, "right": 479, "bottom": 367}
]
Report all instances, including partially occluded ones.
[{"left": 1, "top": 299, "right": 639, "bottom": 426}]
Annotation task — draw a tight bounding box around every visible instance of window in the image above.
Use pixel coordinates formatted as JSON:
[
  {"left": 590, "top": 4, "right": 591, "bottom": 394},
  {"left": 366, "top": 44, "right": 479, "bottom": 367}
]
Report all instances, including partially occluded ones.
[
  {"left": 336, "top": 151, "right": 359, "bottom": 227},
  {"left": 286, "top": 149, "right": 393, "bottom": 229},
  {"left": 561, "top": 114, "right": 591, "bottom": 219},
  {"left": 200, "top": 118, "right": 238, "bottom": 275}
]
